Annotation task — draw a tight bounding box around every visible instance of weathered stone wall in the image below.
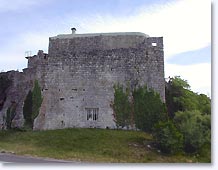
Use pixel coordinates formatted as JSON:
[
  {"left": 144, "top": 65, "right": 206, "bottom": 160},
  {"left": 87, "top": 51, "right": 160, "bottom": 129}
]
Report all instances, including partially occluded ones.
[
  {"left": 0, "top": 70, "right": 34, "bottom": 129},
  {"left": 0, "top": 32, "right": 165, "bottom": 130},
  {"left": 0, "top": 51, "right": 48, "bottom": 129},
  {"left": 34, "top": 33, "right": 165, "bottom": 130}
]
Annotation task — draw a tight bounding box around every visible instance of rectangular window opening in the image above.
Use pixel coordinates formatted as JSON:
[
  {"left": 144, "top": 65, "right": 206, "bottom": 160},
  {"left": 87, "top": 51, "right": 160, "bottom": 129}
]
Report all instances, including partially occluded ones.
[
  {"left": 152, "top": 42, "right": 157, "bottom": 46},
  {"left": 85, "top": 108, "right": 99, "bottom": 121}
]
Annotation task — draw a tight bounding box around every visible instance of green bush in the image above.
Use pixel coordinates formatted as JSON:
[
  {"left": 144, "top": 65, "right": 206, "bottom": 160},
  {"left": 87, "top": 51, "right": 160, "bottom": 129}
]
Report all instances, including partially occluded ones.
[
  {"left": 174, "top": 110, "right": 211, "bottom": 153},
  {"left": 32, "top": 80, "right": 43, "bottom": 120},
  {"left": 133, "top": 86, "right": 167, "bottom": 132},
  {"left": 112, "top": 84, "right": 166, "bottom": 132},
  {"left": 153, "top": 121, "right": 184, "bottom": 154},
  {"left": 113, "top": 84, "right": 131, "bottom": 128},
  {"left": 165, "top": 76, "right": 211, "bottom": 118},
  {"left": 22, "top": 80, "right": 43, "bottom": 129},
  {"left": 23, "top": 90, "right": 33, "bottom": 129}
]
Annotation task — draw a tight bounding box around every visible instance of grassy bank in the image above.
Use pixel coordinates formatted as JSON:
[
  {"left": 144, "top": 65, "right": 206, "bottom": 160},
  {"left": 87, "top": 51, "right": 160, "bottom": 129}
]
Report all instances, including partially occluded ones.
[{"left": 0, "top": 128, "right": 210, "bottom": 163}]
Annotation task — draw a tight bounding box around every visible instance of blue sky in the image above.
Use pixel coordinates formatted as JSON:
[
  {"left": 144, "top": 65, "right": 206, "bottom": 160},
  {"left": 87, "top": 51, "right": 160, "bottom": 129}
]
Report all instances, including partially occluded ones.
[
  {"left": 0, "top": 0, "right": 211, "bottom": 96},
  {"left": 167, "top": 46, "right": 211, "bottom": 65}
]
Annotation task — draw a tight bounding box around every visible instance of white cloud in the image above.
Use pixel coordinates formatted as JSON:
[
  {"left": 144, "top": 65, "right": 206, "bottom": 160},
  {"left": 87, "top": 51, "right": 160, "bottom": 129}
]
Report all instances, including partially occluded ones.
[
  {"left": 165, "top": 63, "right": 211, "bottom": 97},
  {"left": 60, "top": 0, "right": 211, "bottom": 96},
  {"left": 68, "top": 0, "right": 210, "bottom": 59},
  {"left": 0, "top": 0, "right": 210, "bottom": 68}
]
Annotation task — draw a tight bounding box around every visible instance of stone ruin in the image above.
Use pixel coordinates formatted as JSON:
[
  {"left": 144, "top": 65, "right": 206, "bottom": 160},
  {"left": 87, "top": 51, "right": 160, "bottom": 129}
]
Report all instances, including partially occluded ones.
[{"left": 0, "top": 30, "right": 165, "bottom": 130}]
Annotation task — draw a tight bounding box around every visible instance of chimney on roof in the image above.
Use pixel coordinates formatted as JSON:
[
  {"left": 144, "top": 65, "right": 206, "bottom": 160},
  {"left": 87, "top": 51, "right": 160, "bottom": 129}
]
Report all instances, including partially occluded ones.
[{"left": 71, "top": 28, "right": 76, "bottom": 34}]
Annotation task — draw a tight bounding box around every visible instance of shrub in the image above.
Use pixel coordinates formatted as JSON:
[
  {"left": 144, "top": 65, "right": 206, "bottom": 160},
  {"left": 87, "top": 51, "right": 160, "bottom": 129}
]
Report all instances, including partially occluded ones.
[
  {"left": 113, "top": 84, "right": 131, "bottom": 128},
  {"left": 174, "top": 110, "right": 211, "bottom": 153},
  {"left": 22, "top": 80, "right": 43, "bottom": 129},
  {"left": 133, "top": 86, "right": 167, "bottom": 132},
  {"left": 165, "top": 76, "right": 211, "bottom": 118},
  {"left": 153, "top": 121, "right": 184, "bottom": 154},
  {"left": 32, "top": 80, "right": 43, "bottom": 121},
  {"left": 23, "top": 90, "right": 33, "bottom": 129}
]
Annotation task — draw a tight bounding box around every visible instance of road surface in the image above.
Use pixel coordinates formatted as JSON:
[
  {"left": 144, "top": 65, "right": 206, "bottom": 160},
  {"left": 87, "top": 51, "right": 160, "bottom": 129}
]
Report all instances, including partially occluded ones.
[{"left": 0, "top": 153, "right": 77, "bottom": 163}]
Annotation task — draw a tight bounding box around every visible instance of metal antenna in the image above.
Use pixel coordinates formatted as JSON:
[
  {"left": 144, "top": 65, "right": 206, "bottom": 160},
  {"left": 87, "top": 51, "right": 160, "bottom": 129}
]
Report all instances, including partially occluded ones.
[{"left": 25, "top": 51, "right": 32, "bottom": 59}]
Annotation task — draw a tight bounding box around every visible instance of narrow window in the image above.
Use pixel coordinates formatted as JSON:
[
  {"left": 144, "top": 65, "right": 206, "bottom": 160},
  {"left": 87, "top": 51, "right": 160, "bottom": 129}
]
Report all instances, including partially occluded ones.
[
  {"left": 86, "top": 108, "right": 92, "bottom": 120},
  {"left": 146, "top": 51, "right": 149, "bottom": 57},
  {"left": 93, "top": 109, "right": 97, "bottom": 121}
]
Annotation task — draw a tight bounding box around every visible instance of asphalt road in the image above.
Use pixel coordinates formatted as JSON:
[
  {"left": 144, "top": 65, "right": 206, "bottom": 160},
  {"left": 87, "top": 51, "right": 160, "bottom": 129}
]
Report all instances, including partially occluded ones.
[{"left": 0, "top": 153, "right": 76, "bottom": 163}]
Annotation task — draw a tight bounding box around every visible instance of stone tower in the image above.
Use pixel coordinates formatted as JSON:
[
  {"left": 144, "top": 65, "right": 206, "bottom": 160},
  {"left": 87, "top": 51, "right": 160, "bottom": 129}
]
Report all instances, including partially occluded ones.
[{"left": 0, "top": 31, "right": 165, "bottom": 130}]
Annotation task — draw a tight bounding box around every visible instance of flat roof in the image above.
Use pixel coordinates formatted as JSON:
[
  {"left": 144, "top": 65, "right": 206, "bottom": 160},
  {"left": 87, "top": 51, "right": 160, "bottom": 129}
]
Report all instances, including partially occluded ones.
[{"left": 50, "top": 32, "right": 149, "bottom": 39}]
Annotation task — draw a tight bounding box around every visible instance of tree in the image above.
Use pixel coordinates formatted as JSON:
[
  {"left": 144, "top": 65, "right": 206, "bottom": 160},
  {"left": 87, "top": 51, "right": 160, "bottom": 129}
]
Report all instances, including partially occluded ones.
[
  {"left": 165, "top": 76, "right": 189, "bottom": 118},
  {"left": 23, "top": 80, "right": 43, "bottom": 129},
  {"left": 32, "top": 80, "right": 43, "bottom": 121},
  {"left": 174, "top": 110, "right": 211, "bottom": 153},
  {"left": 113, "top": 84, "right": 131, "bottom": 128},
  {"left": 23, "top": 90, "right": 33, "bottom": 129},
  {"left": 165, "top": 76, "right": 211, "bottom": 118},
  {"left": 133, "top": 86, "right": 167, "bottom": 132},
  {"left": 197, "top": 94, "right": 211, "bottom": 115},
  {"left": 170, "top": 76, "right": 190, "bottom": 89},
  {"left": 153, "top": 120, "right": 184, "bottom": 154}
]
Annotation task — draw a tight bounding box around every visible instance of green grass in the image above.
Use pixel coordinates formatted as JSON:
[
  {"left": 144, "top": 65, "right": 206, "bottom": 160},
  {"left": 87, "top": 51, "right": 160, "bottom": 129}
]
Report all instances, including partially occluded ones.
[{"left": 0, "top": 128, "right": 211, "bottom": 163}]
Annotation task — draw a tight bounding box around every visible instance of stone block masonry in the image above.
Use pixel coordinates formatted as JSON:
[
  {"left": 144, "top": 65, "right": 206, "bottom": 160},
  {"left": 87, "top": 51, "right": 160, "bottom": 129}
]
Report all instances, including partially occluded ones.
[{"left": 0, "top": 31, "right": 165, "bottom": 130}]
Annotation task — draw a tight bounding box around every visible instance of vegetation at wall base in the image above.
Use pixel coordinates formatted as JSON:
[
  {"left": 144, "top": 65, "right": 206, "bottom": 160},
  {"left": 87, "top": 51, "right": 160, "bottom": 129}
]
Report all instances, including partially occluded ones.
[
  {"left": 32, "top": 80, "right": 43, "bottom": 121},
  {"left": 152, "top": 120, "right": 183, "bottom": 154},
  {"left": 0, "top": 128, "right": 210, "bottom": 163},
  {"left": 23, "top": 90, "right": 33, "bottom": 129},
  {"left": 174, "top": 110, "right": 211, "bottom": 153},
  {"left": 0, "top": 76, "right": 210, "bottom": 163},
  {"left": 112, "top": 76, "right": 211, "bottom": 158},
  {"left": 164, "top": 76, "right": 211, "bottom": 155},
  {"left": 133, "top": 86, "right": 167, "bottom": 132},
  {"left": 23, "top": 80, "right": 43, "bottom": 129},
  {"left": 113, "top": 84, "right": 131, "bottom": 128},
  {"left": 112, "top": 84, "right": 167, "bottom": 132}
]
